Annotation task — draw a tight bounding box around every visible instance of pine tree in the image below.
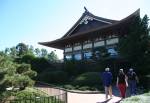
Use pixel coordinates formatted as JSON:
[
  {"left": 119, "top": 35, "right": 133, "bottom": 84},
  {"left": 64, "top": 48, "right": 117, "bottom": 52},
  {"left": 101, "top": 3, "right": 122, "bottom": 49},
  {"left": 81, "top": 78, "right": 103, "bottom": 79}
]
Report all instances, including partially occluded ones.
[{"left": 118, "top": 15, "right": 150, "bottom": 75}]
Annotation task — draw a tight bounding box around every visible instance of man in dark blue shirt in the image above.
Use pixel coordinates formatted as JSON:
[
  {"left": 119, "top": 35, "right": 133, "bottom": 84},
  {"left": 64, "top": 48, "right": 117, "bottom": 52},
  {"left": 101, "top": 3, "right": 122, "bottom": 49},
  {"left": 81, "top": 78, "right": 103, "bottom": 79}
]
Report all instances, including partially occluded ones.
[{"left": 102, "top": 67, "right": 113, "bottom": 99}]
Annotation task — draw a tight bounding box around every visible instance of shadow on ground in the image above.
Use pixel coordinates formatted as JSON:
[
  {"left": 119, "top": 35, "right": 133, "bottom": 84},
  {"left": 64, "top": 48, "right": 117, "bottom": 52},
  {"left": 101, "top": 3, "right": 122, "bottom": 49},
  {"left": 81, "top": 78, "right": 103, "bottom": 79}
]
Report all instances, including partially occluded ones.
[{"left": 96, "top": 98, "right": 111, "bottom": 103}]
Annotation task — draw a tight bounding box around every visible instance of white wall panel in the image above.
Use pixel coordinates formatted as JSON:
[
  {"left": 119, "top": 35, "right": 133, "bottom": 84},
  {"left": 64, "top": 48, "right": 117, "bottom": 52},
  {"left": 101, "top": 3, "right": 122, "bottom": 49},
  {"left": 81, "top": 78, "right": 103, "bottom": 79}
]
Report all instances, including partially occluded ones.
[
  {"left": 106, "top": 38, "right": 119, "bottom": 45},
  {"left": 74, "top": 45, "right": 82, "bottom": 51},
  {"left": 94, "top": 41, "right": 105, "bottom": 47},
  {"left": 65, "top": 47, "right": 72, "bottom": 52},
  {"left": 83, "top": 43, "right": 92, "bottom": 49}
]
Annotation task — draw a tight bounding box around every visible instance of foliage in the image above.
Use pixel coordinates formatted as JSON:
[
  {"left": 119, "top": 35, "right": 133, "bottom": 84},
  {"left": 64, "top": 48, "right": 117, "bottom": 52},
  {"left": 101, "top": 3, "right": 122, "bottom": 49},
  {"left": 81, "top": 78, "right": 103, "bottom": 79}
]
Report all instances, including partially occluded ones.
[
  {"left": 9, "top": 46, "right": 17, "bottom": 58},
  {"left": 48, "top": 51, "right": 58, "bottom": 62},
  {"left": 121, "top": 91, "right": 150, "bottom": 103},
  {"left": 1, "top": 88, "right": 64, "bottom": 103},
  {"left": 20, "top": 54, "right": 35, "bottom": 64},
  {"left": 37, "top": 71, "right": 68, "bottom": 84},
  {"left": 73, "top": 72, "right": 102, "bottom": 87},
  {"left": 31, "top": 57, "right": 51, "bottom": 73},
  {"left": 118, "top": 15, "right": 150, "bottom": 75},
  {"left": 63, "top": 61, "right": 77, "bottom": 76},
  {"left": 63, "top": 61, "right": 88, "bottom": 77},
  {"left": 0, "top": 53, "right": 37, "bottom": 99},
  {"left": 14, "top": 87, "right": 48, "bottom": 98},
  {"left": 63, "top": 84, "right": 75, "bottom": 90},
  {"left": 1, "top": 43, "right": 60, "bottom": 85},
  {"left": 34, "top": 48, "right": 40, "bottom": 57},
  {"left": 16, "top": 43, "right": 28, "bottom": 57},
  {"left": 41, "top": 48, "right": 48, "bottom": 57},
  {"left": 138, "top": 75, "right": 150, "bottom": 90},
  {"left": 4, "top": 43, "right": 59, "bottom": 63}
]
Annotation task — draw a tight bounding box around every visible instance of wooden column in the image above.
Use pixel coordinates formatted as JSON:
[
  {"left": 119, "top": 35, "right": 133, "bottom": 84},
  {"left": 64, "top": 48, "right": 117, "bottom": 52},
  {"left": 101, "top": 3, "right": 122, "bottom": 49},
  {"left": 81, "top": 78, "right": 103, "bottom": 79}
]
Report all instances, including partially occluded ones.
[
  {"left": 72, "top": 44, "right": 74, "bottom": 61},
  {"left": 81, "top": 42, "right": 84, "bottom": 60}
]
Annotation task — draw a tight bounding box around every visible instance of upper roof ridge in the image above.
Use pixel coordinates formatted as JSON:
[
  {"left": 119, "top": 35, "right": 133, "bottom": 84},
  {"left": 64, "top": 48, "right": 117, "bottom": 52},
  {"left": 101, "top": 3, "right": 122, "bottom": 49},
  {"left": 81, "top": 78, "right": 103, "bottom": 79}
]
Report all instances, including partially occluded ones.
[
  {"left": 61, "top": 8, "right": 118, "bottom": 38},
  {"left": 84, "top": 6, "right": 88, "bottom": 12}
]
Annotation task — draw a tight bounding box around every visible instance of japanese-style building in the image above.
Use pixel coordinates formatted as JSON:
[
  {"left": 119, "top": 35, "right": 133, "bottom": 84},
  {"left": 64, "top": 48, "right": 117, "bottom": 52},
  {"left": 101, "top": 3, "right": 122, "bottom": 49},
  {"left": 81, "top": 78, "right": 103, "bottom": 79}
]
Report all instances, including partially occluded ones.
[{"left": 39, "top": 8, "right": 140, "bottom": 61}]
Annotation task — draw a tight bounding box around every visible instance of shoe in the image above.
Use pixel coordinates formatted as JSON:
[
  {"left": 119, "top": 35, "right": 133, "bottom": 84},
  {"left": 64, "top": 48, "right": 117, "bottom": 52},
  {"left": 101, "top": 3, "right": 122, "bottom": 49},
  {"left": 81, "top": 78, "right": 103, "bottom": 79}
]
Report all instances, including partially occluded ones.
[{"left": 110, "top": 95, "right": 113, "bottom": 99}]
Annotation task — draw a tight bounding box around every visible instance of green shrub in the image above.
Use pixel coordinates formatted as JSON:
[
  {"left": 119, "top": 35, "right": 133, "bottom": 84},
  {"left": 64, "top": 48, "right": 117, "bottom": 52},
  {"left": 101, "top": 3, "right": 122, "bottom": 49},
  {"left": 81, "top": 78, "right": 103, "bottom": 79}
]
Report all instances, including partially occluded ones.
[
  {"left": 139, "top": 75, "right": 150, "bottom": 90},
  {"left": 78, "top": 86, "right": 91, "bottom": 91},
  {"left": 121, "top": 91, "right": 150, "bottom": 103},
  {"left": 11, "top": 88, "right": 64, "bottom": 103},
  {"left": 38, "top": 71, "right": 68, "bottom": 84},
  {"left": 63, "top": 85, "right": 75, "bottom": 90},
  {"left": 73, "top": 72, "right": 102, "bottom": 87}
]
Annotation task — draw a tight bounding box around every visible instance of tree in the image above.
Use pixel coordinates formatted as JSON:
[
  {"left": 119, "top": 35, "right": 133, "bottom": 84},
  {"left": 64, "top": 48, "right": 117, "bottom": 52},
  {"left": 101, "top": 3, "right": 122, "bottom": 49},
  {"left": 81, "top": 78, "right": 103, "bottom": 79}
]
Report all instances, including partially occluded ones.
[
  {"left": 9, "top": 46, "right": 17, "bottom": 58},
  {"left": 34, "top": 48, "right": 40, "bottom": 57},
  {"left": 0, "top": 54, "right": 37, "bottom": 99},
  {"left": 118, "top": 15, "right": 150, "bottom": 75},
  {"left": 4, "top": 48, "right": 10, "bottom": 55},
  {"left": 48, "top": 51, "right": 58, "bottom": 62},
  {"left": 41, "top": 48, "right": 48, "bottom": 57},
  {"left": 16, "top": 43, "right": 28, "bottom": 57},
  {"left": 27, "top": 45, "right": 34, "bottom": 55}
]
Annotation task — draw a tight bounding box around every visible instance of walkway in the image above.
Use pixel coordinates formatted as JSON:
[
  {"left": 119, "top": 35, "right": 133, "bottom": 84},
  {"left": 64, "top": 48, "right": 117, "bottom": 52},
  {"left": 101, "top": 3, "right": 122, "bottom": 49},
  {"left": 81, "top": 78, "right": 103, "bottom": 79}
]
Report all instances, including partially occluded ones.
[
  {"left": 68, "top": 92, "right": 121, "bottom": 103},
  {"left": 35, "top": 82, "right": 131, "bottom": 103},
  {"left": 67, "top": 85, "right": 131, "bottom": 103}
]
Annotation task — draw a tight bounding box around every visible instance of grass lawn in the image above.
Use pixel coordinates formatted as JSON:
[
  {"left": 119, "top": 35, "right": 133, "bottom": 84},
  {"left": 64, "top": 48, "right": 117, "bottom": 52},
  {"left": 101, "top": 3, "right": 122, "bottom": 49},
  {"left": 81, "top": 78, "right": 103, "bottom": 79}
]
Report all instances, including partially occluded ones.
[{"left": 121, "top": 91, "right": 150, "bottom": 103}]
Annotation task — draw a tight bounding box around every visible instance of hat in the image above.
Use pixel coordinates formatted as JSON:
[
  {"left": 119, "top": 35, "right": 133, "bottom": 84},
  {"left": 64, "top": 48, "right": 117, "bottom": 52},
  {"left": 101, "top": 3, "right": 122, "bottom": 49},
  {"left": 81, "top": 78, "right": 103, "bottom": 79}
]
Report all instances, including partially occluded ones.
[
  {"left": 129, "top": 68, "right": 133, "bottom": 71},
  {"left": 105, "top": 68, "right": 110, "bottom": 71},
  {"left": 119, "top": 69, "right": 123, "bottom": 71}
]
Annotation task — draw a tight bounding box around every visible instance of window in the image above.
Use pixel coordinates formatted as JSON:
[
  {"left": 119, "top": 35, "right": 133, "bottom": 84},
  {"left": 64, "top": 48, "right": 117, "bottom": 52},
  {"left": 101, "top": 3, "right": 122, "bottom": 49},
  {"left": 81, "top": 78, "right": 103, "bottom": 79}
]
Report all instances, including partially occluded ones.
[
  {"left": 95, "top": 51, "right": 100, "bottom": 59},
  {"left": 84, "top": 52, "right": 92, "bottom": 59},
  {"left": 74, "top": 53, "right": 82, "bottom": 60},
  {"left": 107, "top": 48, "right": 118, "bottom": 56},
  {"left": 65, "top": 45, "right": 71, "bottom": 48},
  {"left": 65, "top": 47, "right": 72, "bottom": 52},
  {"left": 106, "top": 38, "right": 119, "bottom": 45},
  {"left": 65, "top": 55, "right": 72, "bottom": 60},
  {"left": 95, "top": 37, "right": 103, "bottom": 41},
  {"left": 84, "top": 40, "right": 91, "bottom": 44},
  {"left": 74, "top": 43, "right": 80, "bottom": 46},
  {"left": 83, "top": 43, "right": 92, "bottom": 49}
]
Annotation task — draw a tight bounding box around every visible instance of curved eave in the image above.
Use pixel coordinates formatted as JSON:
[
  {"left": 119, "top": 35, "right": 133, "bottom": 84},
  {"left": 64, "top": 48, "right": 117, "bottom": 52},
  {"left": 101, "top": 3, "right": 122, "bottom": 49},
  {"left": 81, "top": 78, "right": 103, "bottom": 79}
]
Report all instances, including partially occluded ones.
[
  {"left": 39, "top": 9, "right": 140, "bottom": 50},
  {"left": 39, "top": 39, "right": 65, "bottom": 49}
]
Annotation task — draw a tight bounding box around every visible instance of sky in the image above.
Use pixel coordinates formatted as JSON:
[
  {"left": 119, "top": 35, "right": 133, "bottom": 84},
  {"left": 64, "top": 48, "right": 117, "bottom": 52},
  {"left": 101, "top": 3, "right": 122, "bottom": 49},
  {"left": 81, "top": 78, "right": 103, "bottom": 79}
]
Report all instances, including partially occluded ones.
[{"left": 0, "top": 0, "right": 150, "bottom": 59}]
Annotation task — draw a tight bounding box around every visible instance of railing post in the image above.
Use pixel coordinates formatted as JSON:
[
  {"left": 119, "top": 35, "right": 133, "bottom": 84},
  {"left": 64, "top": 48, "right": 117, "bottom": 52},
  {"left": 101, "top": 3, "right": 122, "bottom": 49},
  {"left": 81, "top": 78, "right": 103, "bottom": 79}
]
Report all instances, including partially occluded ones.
[
  {"left": 65, "top": 92, "right": 68, "bottom": 103},
  {"left": 30, "top": 95, "right": 31, "bottom": 103}
]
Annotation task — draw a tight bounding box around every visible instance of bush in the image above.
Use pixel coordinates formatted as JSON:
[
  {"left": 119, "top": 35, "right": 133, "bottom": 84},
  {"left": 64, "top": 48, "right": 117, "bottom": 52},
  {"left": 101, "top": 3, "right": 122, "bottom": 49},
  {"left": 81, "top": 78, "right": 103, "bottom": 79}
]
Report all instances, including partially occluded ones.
[
  {"left": 38, "top": 71, "right": 68, "bottom": 84},
  {"left": 78, "top": 86, "right": 91, "bottom": 91},
  {"left": 63, "top": 85, "right": 75, "bottom": 90},
  {"left": 73, "top": 72, "right": 102, "bottom": 87},
  {"left": 139, "top": 75, "right": 150, "bottom": 90},
  {"left": 31, "top": 57, "right": 52, "bottom": 73},
  {"left": 121, "top": 91, "right": 150, "bottom": 103}
]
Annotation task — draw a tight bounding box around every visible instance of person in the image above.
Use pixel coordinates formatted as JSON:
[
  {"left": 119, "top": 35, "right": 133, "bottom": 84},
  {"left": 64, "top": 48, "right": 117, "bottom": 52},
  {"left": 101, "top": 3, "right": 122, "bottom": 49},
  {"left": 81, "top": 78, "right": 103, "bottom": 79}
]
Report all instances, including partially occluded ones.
[
  {"left": 127, "top": 68, "right": 139, "bottom": 96},
  {"left": 102, "top": 67, "right": 113, "bottom": 100},
  {"left": 116, "top": 69, "right": 128, "bottom": 99}
]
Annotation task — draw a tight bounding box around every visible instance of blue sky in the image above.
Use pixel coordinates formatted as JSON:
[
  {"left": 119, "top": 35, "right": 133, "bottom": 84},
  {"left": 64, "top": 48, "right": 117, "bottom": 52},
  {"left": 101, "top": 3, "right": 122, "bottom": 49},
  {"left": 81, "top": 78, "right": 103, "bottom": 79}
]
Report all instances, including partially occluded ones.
[{"left": 0, "top": 0, "right": 150, "bottom": 59}]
